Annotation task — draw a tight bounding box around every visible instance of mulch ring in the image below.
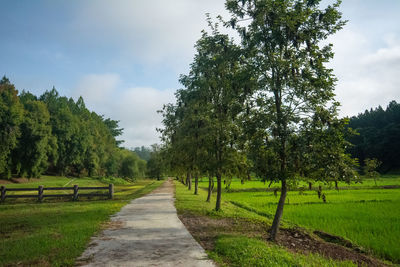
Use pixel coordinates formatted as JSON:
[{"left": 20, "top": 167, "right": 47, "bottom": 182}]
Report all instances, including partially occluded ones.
[{"left": 178, "top": 213, "right": 388, "bottom": 267}]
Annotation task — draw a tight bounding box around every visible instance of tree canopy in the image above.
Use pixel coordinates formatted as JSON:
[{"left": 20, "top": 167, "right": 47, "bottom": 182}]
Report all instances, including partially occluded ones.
[
  {"left": 0, "top": 77, "right": 147, "bottom": 180},
  {"left": 348, "top": 100, "right": 400, "bottom": 172},
  {"left": 158, "top": 0, "right": 357, "bottom": 240}
]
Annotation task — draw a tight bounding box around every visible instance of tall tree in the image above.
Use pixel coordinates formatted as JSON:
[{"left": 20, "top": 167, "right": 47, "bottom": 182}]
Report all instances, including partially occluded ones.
[
  {"left": 147, "top": 144, "right": 165, "bottom": 180},
  {"left": 12, "top": 98, "right": 55, "bottom": 178},
  {"left": 226, "top": 0, "right": 355, "bottom": 240},
  {"left": 348, "top": 101, "right": 400, "bottom": 172},
  {"left": 0, "top": 77, "right": 23, "bottom": 178},
  {"left": 179, "top": 25, "right": 250, "bottom": 210}
]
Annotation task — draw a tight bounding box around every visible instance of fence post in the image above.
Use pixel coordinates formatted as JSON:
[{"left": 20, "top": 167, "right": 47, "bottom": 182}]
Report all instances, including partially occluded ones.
[
  {"left": 1, "top": 186, "right": 5, "bottom": 202},
  {"left": 38, "top": 185, "right": 44, "bottom": 202},
  {"left": 73, "top": 185, "right": 79, "bottom": 201},
  {"left": 109, "top": 184, "right": 114, "bottom": 199}
]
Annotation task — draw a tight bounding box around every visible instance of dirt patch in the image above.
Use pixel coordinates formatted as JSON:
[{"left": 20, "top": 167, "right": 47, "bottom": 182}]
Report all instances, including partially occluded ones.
[
  {"left": 0, "top": 178, "right": 42, "bottom": 184},
  {"left": 179, "top": 212, "right": 269, "bottom": 251},
  {"left": 5, "top": 258, "right": 51, "bottom": 267},
  {"left": 179, "top": 213, "right": 389, "bottom": 267},
  {"left": 102, "top": 220, "right": 125, "bottom": 230},
  {"left": 0, "top": 179, "right": 14, "bottom": 184},
  {"left": 276, "top": 228, "right": 387, "bottom": 266}
]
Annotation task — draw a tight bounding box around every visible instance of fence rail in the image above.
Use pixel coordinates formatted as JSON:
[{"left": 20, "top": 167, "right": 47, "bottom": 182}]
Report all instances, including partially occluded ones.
[{"left": 0, "top": 184, "right": 114, "bottom": 202}]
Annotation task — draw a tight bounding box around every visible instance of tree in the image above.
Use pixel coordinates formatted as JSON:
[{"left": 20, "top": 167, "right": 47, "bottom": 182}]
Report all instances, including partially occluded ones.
[
  {"left": 12, "top": 99, "right": 54, "bottom": 178},
  {"left": 364, "top": 158, "right": 381, "bottom": 186},
  {"left": 0, "top": 77, "right": 23, "bottom": 178},
  {"left": 179, "top": 26, "right": 250, "bottom": 210},
  {"left": 226, "top": 0, "right": 355, "bottom": 240},
  {"left": 104, "top": 118, "right": 124, "bottom": 146},
  {"left": 146, "top": 144, "right": 165, "bottom": 180},
  {"left": 348, "top": 101, "right": 400, "bottom": 172},
  {"left": 133, "top": 146, "right": 152, "bottom": 161}
]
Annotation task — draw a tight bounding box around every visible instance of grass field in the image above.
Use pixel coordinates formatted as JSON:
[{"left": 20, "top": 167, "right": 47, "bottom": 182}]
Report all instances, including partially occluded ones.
[
  {"left": 0, "top": 176, "right": 163, "bottom": 266},
  {"left": 175, "top": 181, "right": 358, "bottom": 267},
  {"left": 198, "top": 175, "right": 400, "bottom": 191},
  {"left": 177, "top": 175, "right": 400, "bottom": 265},
  {"left": 222, "top": 189, "right": 400, "bottom": 262}
]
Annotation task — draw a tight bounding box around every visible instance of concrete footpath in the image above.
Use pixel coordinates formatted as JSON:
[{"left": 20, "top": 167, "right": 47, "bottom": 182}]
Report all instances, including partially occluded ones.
[{"left": 77, "top": 179, "right": 215, "bottom": 267}]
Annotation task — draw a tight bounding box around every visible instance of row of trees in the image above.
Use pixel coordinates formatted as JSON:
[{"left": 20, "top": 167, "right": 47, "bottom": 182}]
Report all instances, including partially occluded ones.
[
  {"left": 348, "top": 100, "right": 400, "bottom": 172},
  {"left": 0, "top": 77, "right": 146, "bottom": 180},
  {"left": 158, "top": 0, "right": 357, "bottom": 240}
]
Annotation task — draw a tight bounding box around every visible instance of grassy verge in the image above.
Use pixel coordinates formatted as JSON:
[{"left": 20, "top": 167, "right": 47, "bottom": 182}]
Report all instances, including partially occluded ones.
[
  {"left": 219, "top": 188, "right": 400, "bottom": 262},
  {"left": 195, "top": 176, "right": 400, "bottom": 263},
  {"left": 211, "top": 235, "right": 355, "bottom": 267},
  {"left": 174, "top": 181, "right": 360, "bottom": 267},
  {"left": 0, "top": 176, "right": 163, "bottom": 266}
]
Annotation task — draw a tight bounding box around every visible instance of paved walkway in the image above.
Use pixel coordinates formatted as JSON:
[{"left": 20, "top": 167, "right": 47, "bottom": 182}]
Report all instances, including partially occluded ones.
[{"left": 77, "top": 180, "right": 215, "bottom": 267}]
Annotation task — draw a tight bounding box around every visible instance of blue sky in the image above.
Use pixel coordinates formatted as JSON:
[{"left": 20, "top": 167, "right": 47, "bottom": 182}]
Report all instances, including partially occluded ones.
[{"left": 1, "top": 0, "right": 399, "bottom": 148}]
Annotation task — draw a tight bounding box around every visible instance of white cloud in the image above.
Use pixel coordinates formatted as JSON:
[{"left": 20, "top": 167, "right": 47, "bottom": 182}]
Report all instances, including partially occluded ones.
[
  {"left": 72, "top": 73, "right": 175, "bottom": 148},
  {"left": 72, "top": 0, "right": 228, "bottom": 70},
  {"left": 329, "top": 29, "right": 400, "bottom": 117},
  {"left": 73, "top": 73, "right": 120, "bottom": 105}
]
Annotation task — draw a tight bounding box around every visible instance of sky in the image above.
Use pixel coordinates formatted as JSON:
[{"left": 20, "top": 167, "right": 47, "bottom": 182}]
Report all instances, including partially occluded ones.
[{"left": 1, "top": 0, "right": 399, "bottom": 148}]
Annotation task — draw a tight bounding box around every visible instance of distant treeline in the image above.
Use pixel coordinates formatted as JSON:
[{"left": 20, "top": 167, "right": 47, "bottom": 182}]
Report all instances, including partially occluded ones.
[
  {"left": 133, "top": 146, "right": 152, "bottom": 162},
  {"left": 0, "top": 76, "right": 146, "bottom": 179},
  {"left": 348, "top": 100, "right": 400, "bottom": 172}
]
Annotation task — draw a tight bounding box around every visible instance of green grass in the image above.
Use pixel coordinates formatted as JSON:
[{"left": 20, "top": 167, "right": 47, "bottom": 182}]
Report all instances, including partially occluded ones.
[
  {"left": 222, "top": 188, "right": 400, "bottom": 262},
  {"left": 177, "top": 176, "right": 400, "bottom": 265},
  {"left": 0, "top": 176, "right": 163, "bottom": 266},
  {"left": 3, "top": 175, "right": 107, "bottom": 188},
  {"left": 198, "top": 176, "right": 400, "bottom": 191},
  {"left": 175, "top": 181, "right": 358, "bottom": 266},
  {"left": 211, "top": 235, "right": 355, "bottom": 267},
  {"left": 195, "top": 176, "right": 400, "bottom": 263},
  {"left": 175, "top": 180, "right": 269, "bottom": 223}
]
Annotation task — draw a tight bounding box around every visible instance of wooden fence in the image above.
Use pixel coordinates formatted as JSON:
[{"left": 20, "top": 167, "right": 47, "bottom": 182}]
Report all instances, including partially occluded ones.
[{"left": 0, "top": 184, "right": 114, "bottom": 202}]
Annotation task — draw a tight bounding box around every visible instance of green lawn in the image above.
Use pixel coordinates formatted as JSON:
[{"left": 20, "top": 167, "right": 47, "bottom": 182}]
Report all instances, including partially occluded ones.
[{"left": 0, "top": 176, "right": 163, "bottom": 266}]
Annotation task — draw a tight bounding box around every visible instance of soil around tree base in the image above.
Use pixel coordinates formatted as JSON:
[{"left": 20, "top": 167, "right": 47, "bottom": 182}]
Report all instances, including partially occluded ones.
[{"left": 178, "top": 213, "right": 389, "bottom": 267}]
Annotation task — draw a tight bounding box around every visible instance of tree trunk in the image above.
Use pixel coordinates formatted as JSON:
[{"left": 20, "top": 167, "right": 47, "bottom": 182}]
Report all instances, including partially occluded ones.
[
  {"left": 189, "top": 173, "right": 192, "bottom": 190},
  {"left": 194, "top": 174, "right": 199, "bottom": 195},
  {"left": 215, "top": 173, "right": 222, "bottom": 211},
  {"left": 335, "top": 180, "right": 339, "bottom": 191},
  {"left": 187, "top": 172, "right": 192, "bottom": 190},
  {"left": 308, "top": 182, "right": 312, "bottom": 190},
  {"left": 206, "top": 177, "right": 212, "bottom": 202},
  {"left": 270, "top": 179, "right": 287, "bottom": 240}
]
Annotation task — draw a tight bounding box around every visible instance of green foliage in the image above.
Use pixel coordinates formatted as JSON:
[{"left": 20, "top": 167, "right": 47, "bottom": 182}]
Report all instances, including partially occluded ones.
[
  {"left": 160, "top": 25, "right": 252, "bottom": 210},
  {"left": 160, "top": 0, "right": 357, "bottom": 238},
  {"left": 12, "top": 99, "right": 54, "bottom": 178},
  {"left": 133, "top": 146, "right": 152, "bottom": 161},
  {"left": 0, "top": 76, "right": 24, "bottom": 178},
  {"left": 212, "top": 235, "right": 355, "bottom": 267},
  {"left": 146, "top": 144, "right": 165, "bottom": 180},
  {"left": 348, "top": 101, "right": 400, "bottom": 172},
  {"left": 364, "top": 158, "right": 381, "bottom": 185},
  {"left": 103, "top": 117, "right": 124, "bottom": 146},
  {"left": 118, "top": 149, "right": 146, "bottom": 179},
  {"left": 0, "top": 78, "right": 146, "bottom": 180}
]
